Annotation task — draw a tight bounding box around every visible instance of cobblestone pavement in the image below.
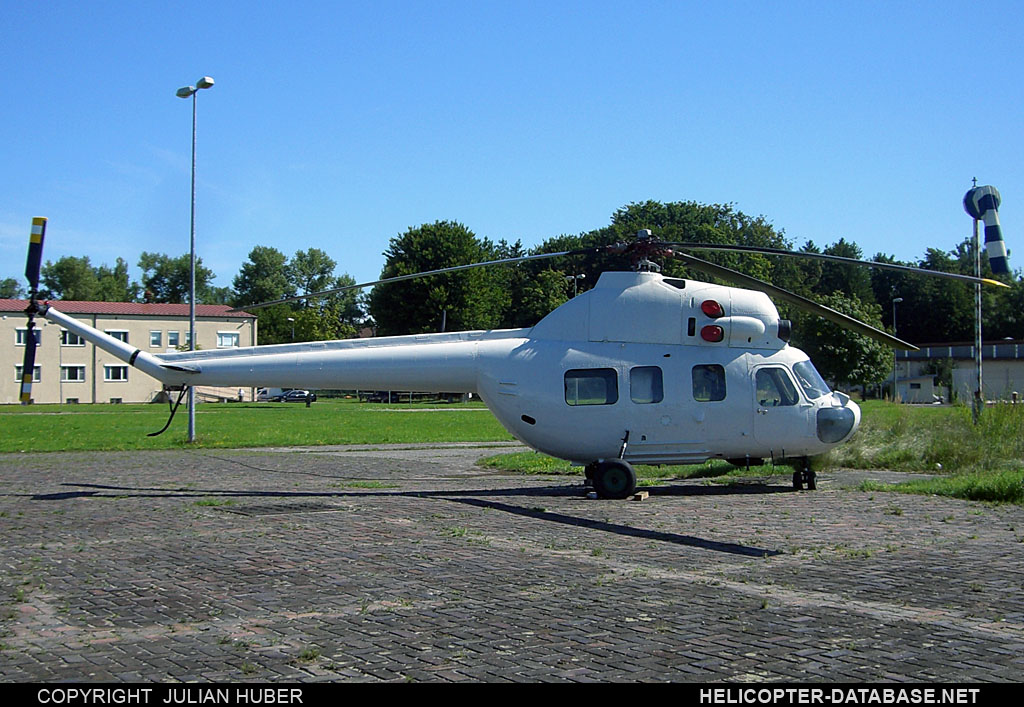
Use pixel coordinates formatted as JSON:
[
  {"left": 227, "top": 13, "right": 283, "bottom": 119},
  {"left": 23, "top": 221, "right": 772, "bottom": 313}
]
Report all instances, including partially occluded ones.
[{"left": 1, "top": 444, "right": 1022, "bottom": 682}]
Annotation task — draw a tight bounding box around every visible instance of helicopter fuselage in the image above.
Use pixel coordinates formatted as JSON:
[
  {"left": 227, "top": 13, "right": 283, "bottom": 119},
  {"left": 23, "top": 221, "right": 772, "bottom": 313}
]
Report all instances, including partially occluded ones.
[{"left": 42, "top": 270, "right": 860, "bottom": 469}]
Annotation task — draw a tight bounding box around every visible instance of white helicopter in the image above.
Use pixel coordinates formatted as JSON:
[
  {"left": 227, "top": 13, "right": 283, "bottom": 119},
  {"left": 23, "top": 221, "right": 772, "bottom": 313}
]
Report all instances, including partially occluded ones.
[{"left": 19, "top": 220, "right": 1007, "bottom": 498}]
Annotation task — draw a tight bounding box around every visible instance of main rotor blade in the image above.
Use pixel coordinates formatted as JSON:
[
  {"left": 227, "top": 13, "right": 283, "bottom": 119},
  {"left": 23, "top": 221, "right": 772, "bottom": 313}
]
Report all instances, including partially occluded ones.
[
  {"left": 672, "top": 251, "right": 920, "bottom": 351},
  {"left": 666, "top": 242, "right": 1009, "bottom": 288},
  {"left": 231, "top": 246, "right": 607, "bottom": 312}
]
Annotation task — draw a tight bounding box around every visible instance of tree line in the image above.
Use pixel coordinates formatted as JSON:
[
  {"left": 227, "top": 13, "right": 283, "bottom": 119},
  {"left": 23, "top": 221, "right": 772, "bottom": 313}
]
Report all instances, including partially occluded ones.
[{"left": 3, "top": 199, "right": 1021, "bottom": 388}]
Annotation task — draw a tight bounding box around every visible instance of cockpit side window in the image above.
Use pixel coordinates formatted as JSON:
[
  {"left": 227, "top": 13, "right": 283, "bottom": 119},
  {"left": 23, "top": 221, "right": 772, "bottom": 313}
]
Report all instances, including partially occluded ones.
[
  {"left": 755, "top": 367, "right": 800, "bottom": 407},
  {"left": 792, "top": 360, "right": 831, "bottom": 400}
]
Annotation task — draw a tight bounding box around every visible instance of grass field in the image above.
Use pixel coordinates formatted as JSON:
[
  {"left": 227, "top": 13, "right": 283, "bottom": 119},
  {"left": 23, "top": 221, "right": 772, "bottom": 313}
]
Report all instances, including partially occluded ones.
[
  {"left": 2, "top": 398, "right": 1022, "bottom": 504},
  {"left": 0, "top": 398, "right": 511, "bottom": 452}
]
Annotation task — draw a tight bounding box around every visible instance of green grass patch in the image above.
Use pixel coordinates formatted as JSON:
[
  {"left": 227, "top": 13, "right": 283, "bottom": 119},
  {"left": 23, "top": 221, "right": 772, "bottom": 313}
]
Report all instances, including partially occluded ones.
[
  {"left": 859, "top": 468, "right": 1024, "bottom": 505},
  {"left": 0, "top": 399, "right": 512, "bottom": 452},
  {"left": 821, "top": 401, "right": 1024, "bottom": 475}
]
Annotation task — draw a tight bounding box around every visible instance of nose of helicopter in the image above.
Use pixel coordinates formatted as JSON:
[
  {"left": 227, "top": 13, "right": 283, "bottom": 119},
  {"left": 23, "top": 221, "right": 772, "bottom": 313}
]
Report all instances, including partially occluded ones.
[{"left": 816, "top": 394, "right": 861, "bottom": 444}]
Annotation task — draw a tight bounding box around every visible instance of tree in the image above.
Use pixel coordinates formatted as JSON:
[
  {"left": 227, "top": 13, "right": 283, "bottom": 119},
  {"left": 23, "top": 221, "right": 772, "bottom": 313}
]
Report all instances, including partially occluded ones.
[
  {"left": 368, "top": 221, "right": 505, "bottom": 335},
  {"left": 138, "top": 252, "right": 214, "bottom": 304},
  {"left": 813, "top": 238, "right": 875, "bottom": 305},
  {"left": 1, "top": 277, "right": 25, "bottom": 299},
  {"left": 95, "top": 258, "right": 140, "bottom": 302},
  {"left": 40, "top": 255, "right": 142, "bottom": 302},
  {"left": 231, "top": 246, "right": 364, "bottom": 344},
  {"left": 790, "top": 292, "right": 892, "bottom": 390},
  {"left": 480, "top": 239, "right": 569, "bottom": 329},
  {"left": 288, "top": 248, "right": 337, "bottom": 300},
  {"left": 40, "top": 256, "right": 100, "bottom": 300},
  {"left": 232, "top": 246, "right": 294, "bottom": 344},
  {"left": 232, "top": 246, "right": 292, "bottom": 307}
]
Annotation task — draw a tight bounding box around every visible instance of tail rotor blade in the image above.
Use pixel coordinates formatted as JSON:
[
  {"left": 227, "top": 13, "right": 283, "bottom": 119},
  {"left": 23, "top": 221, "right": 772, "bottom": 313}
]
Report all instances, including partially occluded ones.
[
  {"left": 26, "top": 217, "right": 47, "bottom": 295},
  {"left": 20, "top": 218, "right": 47, "bottom": 404},
  {"left": 19, "top": 322, "right": 38, "bottom": 403}
]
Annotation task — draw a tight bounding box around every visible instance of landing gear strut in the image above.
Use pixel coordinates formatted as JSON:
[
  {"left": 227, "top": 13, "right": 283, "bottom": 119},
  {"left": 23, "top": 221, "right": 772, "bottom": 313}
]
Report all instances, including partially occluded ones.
[
  {"left": 791, "top": 457, "right": 816, "bottom": 491},
  {"left": 587, "top": 459, "right": 637, "bottom": 500}
]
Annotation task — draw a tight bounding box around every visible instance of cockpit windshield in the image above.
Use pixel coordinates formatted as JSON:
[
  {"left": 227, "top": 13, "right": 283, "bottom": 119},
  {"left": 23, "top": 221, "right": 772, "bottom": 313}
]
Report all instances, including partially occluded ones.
[{"left": 792, "top": 360, "right": 832, "bottom": 400}]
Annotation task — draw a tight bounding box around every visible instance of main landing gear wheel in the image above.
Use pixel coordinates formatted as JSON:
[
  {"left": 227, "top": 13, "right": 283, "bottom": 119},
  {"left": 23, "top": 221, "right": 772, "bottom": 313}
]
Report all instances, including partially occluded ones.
[
  {"left": 791, "top": 458, "right": 816, "bottom": 491},
  {"left": 591, "top": 459, "right": 637, "bottom": 500}
]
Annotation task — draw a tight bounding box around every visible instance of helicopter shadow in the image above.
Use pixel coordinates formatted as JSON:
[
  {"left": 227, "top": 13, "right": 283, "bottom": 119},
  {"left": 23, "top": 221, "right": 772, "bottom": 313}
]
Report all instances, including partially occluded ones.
[{"left": 23, "top": 479, "right": 783, "bottom": 559}]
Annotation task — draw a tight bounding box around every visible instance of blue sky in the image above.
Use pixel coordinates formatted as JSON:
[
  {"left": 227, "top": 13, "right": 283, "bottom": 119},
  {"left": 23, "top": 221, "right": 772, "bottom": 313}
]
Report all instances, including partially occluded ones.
[{"left": 2, "top": 1, "right": 1021, "bottom": 293}]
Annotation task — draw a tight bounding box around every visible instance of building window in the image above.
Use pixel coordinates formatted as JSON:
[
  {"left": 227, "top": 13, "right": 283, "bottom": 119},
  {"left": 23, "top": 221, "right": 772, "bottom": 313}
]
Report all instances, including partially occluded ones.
[
  {"left": 61, "top": 365, "right": 86, "bottom": 382},
  {"left": 629, "top": 366, "right": 664, "bottom": 404},
  {"left": 692, "top": 364, "right": 726, "bottom": 402},
  {"left": 105, "top": 330, "right": 129, "bottom": 343},
  {"left": 16, "top": 328, "right": 41, "bottom": 346},
  {"left": 217, "top": 331, "right": 240, "bottom": 348},
  {"left": 61, "top": 330, "right": 85, "bottom": 346},
  {"left": 150, "top": 331, "right": 162, "bottom": 347},
  {"left": 104, "top": 365, "right": 128, "bottom": 382},
  {"left": 565, "top": 368, "right": 618, "bottom": 406},
  {"left": 755, "top": 367, "right": 800, "bottom": 407},
  {"left": 167, "top": 331, "right": 180, "bottom": 348},
  {"left": 15, "top": 365, "right": 42, "bottom": 383}
]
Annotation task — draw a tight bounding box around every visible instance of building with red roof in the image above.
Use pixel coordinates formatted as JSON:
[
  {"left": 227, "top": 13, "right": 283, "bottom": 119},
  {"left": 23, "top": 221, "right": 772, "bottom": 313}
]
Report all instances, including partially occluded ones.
[{"left": 2, "top": 299, "right": 256, "bottom": 404}]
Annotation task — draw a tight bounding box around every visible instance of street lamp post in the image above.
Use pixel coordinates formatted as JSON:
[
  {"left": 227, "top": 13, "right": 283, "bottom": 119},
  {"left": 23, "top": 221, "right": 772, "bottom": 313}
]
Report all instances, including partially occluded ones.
[
  {"left": 565, "top": 273, "right": 586, "bottom": 297},
  {"left": 892, "top": 297, "right": 903, "bottom": 402},
  {"left": 287, "top": 317, "right": 295, "bottom": 341},
  {"left": 176, "top": 76, "right": 214, "bottom": 443}
]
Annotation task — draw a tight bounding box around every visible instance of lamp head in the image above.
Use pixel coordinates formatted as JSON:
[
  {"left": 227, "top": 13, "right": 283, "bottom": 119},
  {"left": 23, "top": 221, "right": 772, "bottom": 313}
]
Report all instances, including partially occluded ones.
[
  {"left": 196, "top": 76, "right": 215, "bottom": 89},
  {"left": 176, "top": 86, "right": 195, "bottom": 98}
]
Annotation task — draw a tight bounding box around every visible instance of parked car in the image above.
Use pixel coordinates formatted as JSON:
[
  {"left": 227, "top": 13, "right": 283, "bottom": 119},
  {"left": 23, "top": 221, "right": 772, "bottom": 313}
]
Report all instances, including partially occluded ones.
[
  {"left": 282, "top": 389, "right": 317, "bottom": 403},
  {"left": 257, "top": 387, "right": 285, "bottom": 402}
]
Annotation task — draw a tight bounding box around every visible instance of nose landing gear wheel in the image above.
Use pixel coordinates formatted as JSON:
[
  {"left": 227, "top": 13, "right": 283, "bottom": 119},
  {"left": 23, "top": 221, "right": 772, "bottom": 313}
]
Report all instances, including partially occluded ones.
[
  {"left": 792, "top": 458, "right": 816, "bottom": 490},
  {"left": 592, "top": 459, "right": 637, "bottom": 500}
]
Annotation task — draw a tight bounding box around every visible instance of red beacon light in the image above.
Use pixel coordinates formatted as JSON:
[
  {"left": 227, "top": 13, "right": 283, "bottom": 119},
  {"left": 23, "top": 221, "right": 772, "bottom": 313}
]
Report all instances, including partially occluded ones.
[
  {"left": 701, "top": 325, "right": 724, "bottom": 342},
  {"left": 701, "top": 299, "right": 724, "bottom": 318}
]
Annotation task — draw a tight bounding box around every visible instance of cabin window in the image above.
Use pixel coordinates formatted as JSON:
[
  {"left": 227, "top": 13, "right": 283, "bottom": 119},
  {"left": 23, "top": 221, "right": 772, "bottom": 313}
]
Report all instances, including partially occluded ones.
[
  {"left": 565, "top": 368, "right": 618, "bottom": 406},
  {"left": 755, "top": 367, "right": 799, "bottom": 407},
  {"left": 692, "top": 364, "right": 726, "bottom": 402},
  {"left": 630, "top": 366, "right": 663, "bottom": 404}
]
